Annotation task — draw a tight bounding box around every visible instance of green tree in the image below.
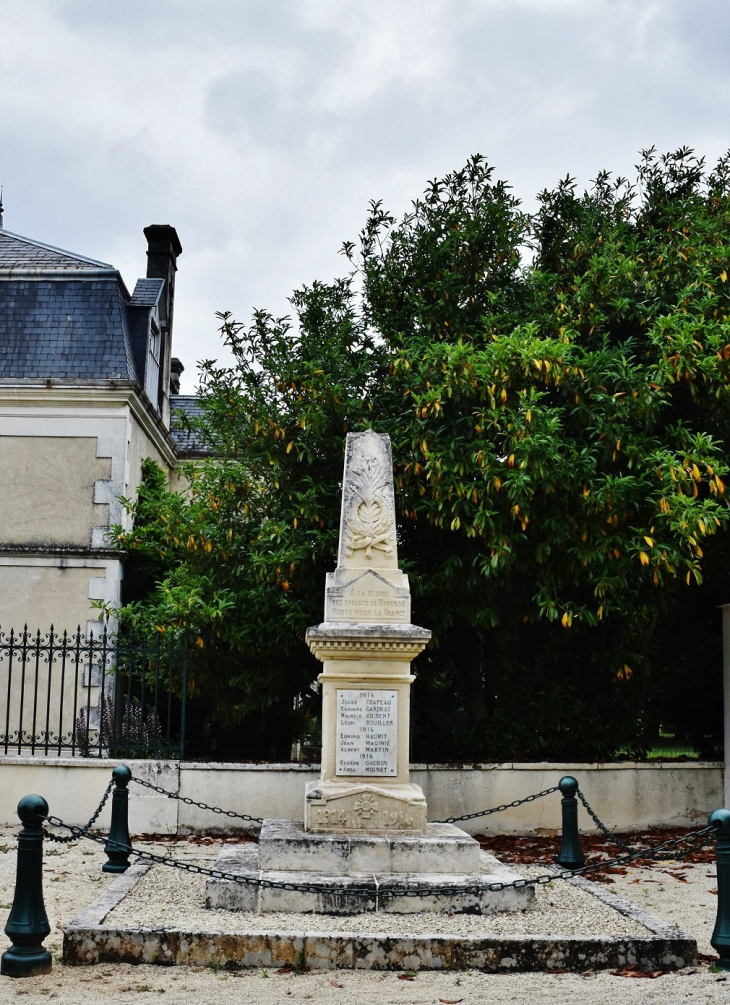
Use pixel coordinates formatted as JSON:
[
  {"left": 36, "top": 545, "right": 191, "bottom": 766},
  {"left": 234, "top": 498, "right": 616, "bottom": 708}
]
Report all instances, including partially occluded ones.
[{"left": 113, "top": 148, "right": 730, "bottom": 760}]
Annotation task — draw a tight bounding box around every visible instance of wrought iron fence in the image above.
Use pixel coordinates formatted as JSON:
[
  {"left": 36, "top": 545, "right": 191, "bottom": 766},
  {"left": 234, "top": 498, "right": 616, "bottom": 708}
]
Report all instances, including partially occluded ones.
[
  {"left": 0, "top": 626, "right": 187, "bottom": 758},
  {"left": 1, "top": 624, "right": 723, "bottom": 764}
]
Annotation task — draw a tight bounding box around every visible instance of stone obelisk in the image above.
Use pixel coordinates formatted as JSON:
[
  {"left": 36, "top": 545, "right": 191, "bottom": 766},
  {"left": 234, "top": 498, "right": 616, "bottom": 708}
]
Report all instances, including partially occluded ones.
[
  {"left": 205, "top": 429, "right": 532, "bottom": 915},
  {"left": 304, "top": 431, "right": 431, "bottom": 833}
]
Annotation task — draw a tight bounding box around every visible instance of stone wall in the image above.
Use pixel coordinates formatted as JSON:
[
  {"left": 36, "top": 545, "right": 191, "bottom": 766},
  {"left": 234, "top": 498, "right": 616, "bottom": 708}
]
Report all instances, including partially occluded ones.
[
  {"left": 0, "top": 386, "right": 181, "bottom": 745},
  {"left": 0, "top": 758, "right": 722, "bottom": 835},
  {"left": 0, "top": 435, "right": 112, "bottom": 547},
  {"left": 0, "top": 384, "right": 178, "bottom": 637}
]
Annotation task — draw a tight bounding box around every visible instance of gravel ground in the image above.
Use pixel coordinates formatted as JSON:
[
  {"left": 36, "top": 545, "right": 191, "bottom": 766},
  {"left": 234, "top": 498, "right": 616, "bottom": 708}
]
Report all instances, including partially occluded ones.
[
  {"left": 1, "top": 828, "right": 729, "bottom": 1005},
  {"left": 109, "top": 860, "right": 649, "bottom": 936}
]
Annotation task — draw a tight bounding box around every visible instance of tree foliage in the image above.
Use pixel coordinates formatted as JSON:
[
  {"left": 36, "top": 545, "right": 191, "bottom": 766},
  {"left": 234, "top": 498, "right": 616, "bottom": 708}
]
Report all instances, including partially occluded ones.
[{"left": 113, "top": 148, "right": 730, "bottom": 759}]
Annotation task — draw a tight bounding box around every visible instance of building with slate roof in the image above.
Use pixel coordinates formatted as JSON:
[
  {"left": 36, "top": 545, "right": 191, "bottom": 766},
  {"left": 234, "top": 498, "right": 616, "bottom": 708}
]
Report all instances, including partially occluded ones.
[
  {"left": 0, "top": 217, "right": 203, "bottom": 657},
  {"left": 0, "top": 218, "right": 220, "bottom": 744}
]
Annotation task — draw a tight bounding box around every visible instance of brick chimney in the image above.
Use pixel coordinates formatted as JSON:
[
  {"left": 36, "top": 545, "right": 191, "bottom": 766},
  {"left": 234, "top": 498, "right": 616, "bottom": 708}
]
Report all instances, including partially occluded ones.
[
  {"left": 144, "top": 225, "right": 182, "bottom": 428},
  {"left": 169, "top": 357, "right": 184, "bottom": 395}
]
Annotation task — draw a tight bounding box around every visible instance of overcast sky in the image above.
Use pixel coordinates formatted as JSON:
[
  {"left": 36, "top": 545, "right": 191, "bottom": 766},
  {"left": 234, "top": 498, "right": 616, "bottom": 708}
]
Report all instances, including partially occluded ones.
[{"left": 2, "top": 0, "right": 729, "bottom": 390}]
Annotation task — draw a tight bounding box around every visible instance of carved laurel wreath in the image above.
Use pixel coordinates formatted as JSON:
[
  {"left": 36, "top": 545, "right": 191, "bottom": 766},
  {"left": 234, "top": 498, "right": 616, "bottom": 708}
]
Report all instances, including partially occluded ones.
[{"left": 344, "top": 452, "right": 394, "bottom": 560}]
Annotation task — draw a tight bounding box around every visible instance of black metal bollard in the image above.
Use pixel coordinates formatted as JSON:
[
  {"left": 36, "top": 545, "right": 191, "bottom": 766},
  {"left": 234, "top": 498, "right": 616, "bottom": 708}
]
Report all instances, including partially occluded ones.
[
  {"left": 710, "top": 808, "right": 730, "bottom": 971},
  {"left": 1, "top": 795, "right": 52, "bottom": 978},
  {"left": 102, "top": 765, "right": 133, "bottom": 874},
  {"left": 556, "top": 775, "right": 585, "bottom": 870}
]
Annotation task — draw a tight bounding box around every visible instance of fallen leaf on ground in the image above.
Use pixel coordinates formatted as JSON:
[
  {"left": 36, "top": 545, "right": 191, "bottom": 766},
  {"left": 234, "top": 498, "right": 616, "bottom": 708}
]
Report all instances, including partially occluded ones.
[
  {"left": 477, "top": 829, "right": 715, "bottom": 866},
  {"left": 698, "top": 953, "right": 720, "bottom": 963},
  {"left": 439, "top": 998, "right": 463, "bottom": 1003},
  {"left": 549, "top": 968, "right": 569, "bottom": 974},
  {"left": 397, "top": 973, "right": 415, "bottom": 980},
  {"left": 277, "top": 966, "right": 294, "bottom": 974},
  {"left": 329, "top": 981, "right": 344, "bottom": 988},
  {"left": 709, "top": 889, "right": 718, "bottom": 894},
  {"left": 610, "top": 964, "right": 664, "bottom": 978}
]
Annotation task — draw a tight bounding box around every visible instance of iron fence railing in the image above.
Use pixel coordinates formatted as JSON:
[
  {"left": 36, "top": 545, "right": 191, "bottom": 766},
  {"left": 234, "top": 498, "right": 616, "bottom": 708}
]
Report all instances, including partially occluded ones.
[
  {"left": 0, "top": 626, "right": 187, "bottom": 758},
  {"left": 1, "top": 625, "right": 723, "bottom": 763}
]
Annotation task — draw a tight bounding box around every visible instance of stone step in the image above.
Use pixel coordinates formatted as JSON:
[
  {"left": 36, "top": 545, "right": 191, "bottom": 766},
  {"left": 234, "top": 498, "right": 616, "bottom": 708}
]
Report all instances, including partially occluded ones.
[
  {"left": 258, "top": 819, "right": 481, "bottom": 875},
  {"left": 205, "top": 843, "right": 534, "bottom": 915}
]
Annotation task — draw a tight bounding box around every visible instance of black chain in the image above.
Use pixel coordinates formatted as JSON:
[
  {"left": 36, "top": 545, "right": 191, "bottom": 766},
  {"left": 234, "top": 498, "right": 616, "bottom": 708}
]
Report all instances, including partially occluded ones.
[
  {"left": 130, "top": 775, "right": 264, "bottom": 824},
  {"left": 42, "top": 779, "right": 115, "bottom": 844},
  {"left": 576, "top": 788, "right": 634, "bottom": 852},
  {"left": 576, "top": 788, "right": 716, "bottom": 861},
  {"left": 133, "top": 775, "right": 557, "bottom": 828},
  {"left": 437, "top": 786, "right": 560, "bottom": 824},
  {"left": 39, "top": 811, "right": 718, "bottom": 899}
]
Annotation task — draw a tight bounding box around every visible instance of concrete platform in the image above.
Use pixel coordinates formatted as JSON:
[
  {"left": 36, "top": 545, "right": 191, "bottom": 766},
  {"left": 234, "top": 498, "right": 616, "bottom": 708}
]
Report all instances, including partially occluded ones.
[
  {"left": 63, "top": 860, "right": 698, "bottom": 973},
  {"left": 258, "top": 819, "right": 481, "bottom": 875},
  {"left": 204, "top": 842, "right": 535, "bottom": 914}
]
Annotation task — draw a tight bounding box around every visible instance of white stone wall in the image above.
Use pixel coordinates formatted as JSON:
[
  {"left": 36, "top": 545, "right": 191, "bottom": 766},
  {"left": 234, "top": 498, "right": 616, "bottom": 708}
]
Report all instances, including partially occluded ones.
[
  {"left": 0, "top": 758, "right": 722, "bottom": 835},
  {"left": 0, "top": 386, "right": 176, "bottom": 630}
]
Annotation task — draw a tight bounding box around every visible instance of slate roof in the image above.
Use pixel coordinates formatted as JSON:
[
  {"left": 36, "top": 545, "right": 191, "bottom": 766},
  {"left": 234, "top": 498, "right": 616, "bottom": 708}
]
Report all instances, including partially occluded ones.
[
  {"left": 0, "top": 229, "right": 138, "bottom": 381},
  {"left": 0, "top": 280, "right": 138, "bottom": 380},
  {"left": 0, "top": 225, "right": 195, "bottom": 456},
  {"left": 129, "top": 278, "right": 164, "bottom": 307},
  {"left": 169, "top": 395, "right": 214, "bottom": 457},
  {"left": 0, "top": 230, "right": 113, "bottom": 270}
]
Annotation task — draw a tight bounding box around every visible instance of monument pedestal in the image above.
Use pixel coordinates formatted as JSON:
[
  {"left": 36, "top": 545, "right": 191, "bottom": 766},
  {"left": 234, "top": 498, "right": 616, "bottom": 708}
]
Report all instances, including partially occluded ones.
[
  {"left": 305, "top": 780, "right": 427, "bottom": 834},
  {"left": 304, "top": 623, "right": 430, "bottom": 834},
  {"left": 258, "top": 819, "right": 480, "bottom": 874},
  {"left": 206, "top": 822, "right": 533, "bottom": 915}
]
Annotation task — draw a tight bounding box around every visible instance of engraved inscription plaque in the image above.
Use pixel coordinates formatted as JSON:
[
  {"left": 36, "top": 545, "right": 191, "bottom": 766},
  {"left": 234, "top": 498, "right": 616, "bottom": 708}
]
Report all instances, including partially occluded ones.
[
  {"left": 325, "top": 570, "right": 411, "bottom": 624},
  {"left": 336, "top": 689, "right": 398, "bottom": 776}
]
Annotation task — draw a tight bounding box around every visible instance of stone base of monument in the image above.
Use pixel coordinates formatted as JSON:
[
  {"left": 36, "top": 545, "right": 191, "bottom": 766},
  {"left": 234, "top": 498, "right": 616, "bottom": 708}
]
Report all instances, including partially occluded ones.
[
  {"left": 304, "top": 779, "right": 429, "bottom": 833},
  {"left": 204, "top": 820, "right": 534, "bottom": 915},
  {"left": 258, "top": 820, "right": 480, "bottom": 873}
]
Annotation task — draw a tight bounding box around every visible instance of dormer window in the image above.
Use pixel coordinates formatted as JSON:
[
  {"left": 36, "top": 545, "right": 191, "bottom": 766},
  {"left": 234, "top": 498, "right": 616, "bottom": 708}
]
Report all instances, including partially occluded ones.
[
  {"left": 128, "top": 262, "right": 179, "bottom": 428},
  {"left": 144, "top": 318, "right": 161, "bottom": 410}
]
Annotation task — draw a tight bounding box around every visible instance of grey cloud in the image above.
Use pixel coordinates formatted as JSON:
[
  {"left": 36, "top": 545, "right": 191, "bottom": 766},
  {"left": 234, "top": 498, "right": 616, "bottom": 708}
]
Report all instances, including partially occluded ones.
[{"left": 3, "top": 0, "right": 730, "bottom": 391}]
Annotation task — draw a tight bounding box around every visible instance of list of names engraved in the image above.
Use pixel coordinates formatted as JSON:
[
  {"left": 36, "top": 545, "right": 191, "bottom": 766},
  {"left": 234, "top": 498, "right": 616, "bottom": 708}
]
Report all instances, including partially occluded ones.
[{"left": 336, "top": 689, "right": 398, "bottom": 776}]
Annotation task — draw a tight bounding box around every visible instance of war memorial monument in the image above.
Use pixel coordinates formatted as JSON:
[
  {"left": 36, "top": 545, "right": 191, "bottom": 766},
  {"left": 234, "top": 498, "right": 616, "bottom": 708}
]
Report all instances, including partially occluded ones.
[{"left": 206, "top": 431, "right": 530, "bottom": 914}]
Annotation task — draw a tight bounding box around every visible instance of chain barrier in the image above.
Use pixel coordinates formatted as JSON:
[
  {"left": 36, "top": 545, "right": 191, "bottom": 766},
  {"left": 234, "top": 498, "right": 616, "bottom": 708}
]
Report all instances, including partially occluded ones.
[
  {"left": 72, "top": 774, "right": 711, "bottom": 864},
  {"left": 128, "top": 773, "right": 559, "bottom": 827},
  {"left": 42, "top": 779, "right": 115, "bottom": 845},
  {"left": 576, "top": 788, "right": 716, "bottom": 860},
  {"left": 131, "top": 774, "right": 556, "bottom": 828},
  {"left": 436, "top": 786, "right": 560, "bottom": 824},
  {"left": 576, "top": 788, "right": 634, "bottom": 853},
  {"left": 35, "top": 771, "right": 717, "bottom": 893},
  {"left": 129, "top": 775, "right": 264, "bottom": 824},
  {"left": 38, "top": 810, "right": 719, "bottom": 900}
]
